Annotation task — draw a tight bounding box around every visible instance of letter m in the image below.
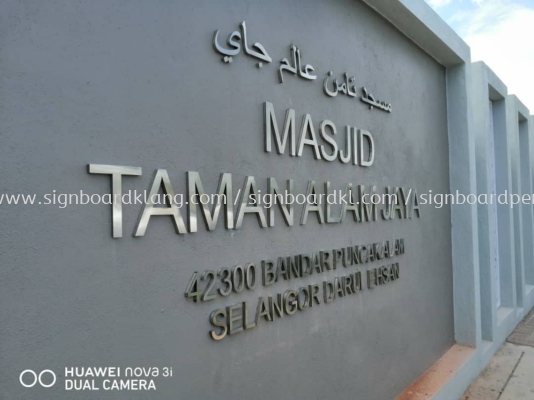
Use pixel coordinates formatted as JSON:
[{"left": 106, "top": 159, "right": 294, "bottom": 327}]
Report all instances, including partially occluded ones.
[
  {"left": 187, "top": 172, "right": 234, "bottom": 232},
  {"left": 264, "top": 102, "right": 296, "bottom": 156}
]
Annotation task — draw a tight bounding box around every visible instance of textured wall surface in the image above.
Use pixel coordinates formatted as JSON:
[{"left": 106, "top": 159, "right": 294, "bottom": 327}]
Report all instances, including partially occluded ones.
[{"left": 0, "top": 0, "right": 454, "bottom": 399}]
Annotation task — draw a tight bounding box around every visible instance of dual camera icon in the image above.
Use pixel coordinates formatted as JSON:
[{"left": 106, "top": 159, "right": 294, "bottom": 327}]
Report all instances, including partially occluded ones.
[{"left": 19, "top": 369, "right": 56, "bottom": 388}]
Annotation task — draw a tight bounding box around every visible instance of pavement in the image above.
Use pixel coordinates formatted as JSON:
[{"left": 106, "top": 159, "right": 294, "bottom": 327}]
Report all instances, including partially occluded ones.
[{"left": 462, "top": 308, "right": 534, "bottom": 400}]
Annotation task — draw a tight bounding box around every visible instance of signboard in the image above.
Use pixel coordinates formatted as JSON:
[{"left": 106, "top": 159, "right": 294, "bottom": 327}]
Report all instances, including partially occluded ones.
[{"left": 1, "top": 0, "right": 455, "bottom": 399}]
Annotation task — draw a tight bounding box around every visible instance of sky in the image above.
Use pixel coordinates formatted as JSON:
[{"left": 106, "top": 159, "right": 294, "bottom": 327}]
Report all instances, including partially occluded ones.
[{"left": 424, "top": 0, "right": 534, "bottom": 112}]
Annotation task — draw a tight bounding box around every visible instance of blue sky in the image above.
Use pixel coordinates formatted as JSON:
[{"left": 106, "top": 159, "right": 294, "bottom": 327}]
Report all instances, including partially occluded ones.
[{"left": 425, "top": 0, "right": 534, "bottom": 111}]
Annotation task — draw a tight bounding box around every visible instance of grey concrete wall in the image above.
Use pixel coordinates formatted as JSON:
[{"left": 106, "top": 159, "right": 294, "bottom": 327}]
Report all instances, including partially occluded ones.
[
  {"left": 0, "top": 1, "right": 454, "bottom": 399},
  {"left": 433, "top": 62, "right": 534, "bottom": 400}
]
